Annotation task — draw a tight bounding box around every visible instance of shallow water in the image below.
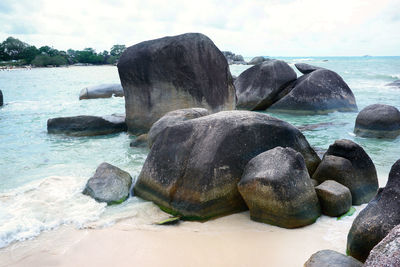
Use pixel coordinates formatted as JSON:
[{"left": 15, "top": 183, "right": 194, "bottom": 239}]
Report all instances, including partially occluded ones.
[{"left": 0, "top": 57, "right": 400, "bottom": 248}]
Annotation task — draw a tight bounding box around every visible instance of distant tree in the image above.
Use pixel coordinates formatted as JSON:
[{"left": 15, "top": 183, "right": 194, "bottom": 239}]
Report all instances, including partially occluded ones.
[
  {"left": 21, "top": 46, "right": 40, "bottom": 64},
  {"left": 0, "top": 37, "right": 29, "bottom": 60},
  {"left": 110, "top": 44, "right": 126, "bottom": 58},
  {"left": 31, "top": 54, "right": 67, "bottom": 67}
]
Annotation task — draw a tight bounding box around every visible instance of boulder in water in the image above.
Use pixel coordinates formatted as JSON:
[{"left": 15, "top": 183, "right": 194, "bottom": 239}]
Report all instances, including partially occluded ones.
[
  {"left": 134, "top": 111, "right": 320, "bottom": 220},
  {"left": 130, "top": 134, "right": 148, "bottom": 148},
  {"left": 315, "top": 180, "right": 352, "bottom": 217},
  {"left": 247, "top": 56, "right": 268, "bottom": 65},
  {"left": 294, "top": 63, "right": 324, "bottom": 74},
  {"left": 304, "top": 250, "right": 363, "bottom": 267},
  {"left": 117, "top": 33, "right": 235, "bottom": 134},
  {"left": 0, "top": 89, "right": 3, "bottom": 106},
  {"left": 83, "top": 162, "right": 132, "bottom": 204},
  {"left": 79, "top": 83, "right": 124, "bottom": 100},
  {"left": 354, "top": 104, "right": 400, "bottom": 139},
  {"left": 385, "top": 79, "right": 400, "bottom": 88},
  {"left": 237, "top": 147, "right": 321, "bottom": 228}
]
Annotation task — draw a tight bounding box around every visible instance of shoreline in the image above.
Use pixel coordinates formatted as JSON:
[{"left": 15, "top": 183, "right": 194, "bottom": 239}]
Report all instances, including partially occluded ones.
[{"left": 0, "top": 64, "right": 117, "bottom": 71}]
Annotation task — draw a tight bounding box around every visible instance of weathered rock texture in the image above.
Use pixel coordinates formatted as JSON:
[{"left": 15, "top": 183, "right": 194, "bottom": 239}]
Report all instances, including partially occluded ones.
[
  {"left": 79, "top": 83, "right": 124, "bottom": 100},
  {"left": 47, "top": 114, "right": 127, "bottom": 136},
  {"left": 268, "top": 69, "right": 358, "bottom": 114},
  {"left": 354, "top": 104, "right": 400, "bottom": 139},
  {"left": 134, "top": 111, "right": 320, "bottom": 220},
  {"left": 148, "top": 108, "right": 209, "bottom": 148},
  {"left": 118, "top": 33, "right": 235, "bottom": 134},
  {"left": 83, "top": 162, "right": 132, "bottom": 204},
  {"left": 347, "top": 159, "right": 400, "bottom": 262},
  {"left": 235, "top": 60, "right": 297, "bottom": 110},
  {"left": 312, "top": 139, "right": 378, "bottom": 205},
  {"left": 315, "top": 180, "right": 352, "bottom": 217},
  {"left": 304, "top": 250, "right": 363, "bottom": 267},
  {"left": 237, "top": 147, "right": 320, "bottom": 228}
]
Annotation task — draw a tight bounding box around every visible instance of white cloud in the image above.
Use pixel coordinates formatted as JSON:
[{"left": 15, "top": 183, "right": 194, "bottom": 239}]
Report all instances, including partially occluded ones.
[{"left": 0, "top": 0, "right": 399, "bottom": 56}]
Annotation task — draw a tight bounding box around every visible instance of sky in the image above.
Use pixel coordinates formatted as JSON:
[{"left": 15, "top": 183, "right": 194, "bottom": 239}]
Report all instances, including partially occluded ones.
[{"left": 0, "top": 0, "right": 399, "bottom": 56}]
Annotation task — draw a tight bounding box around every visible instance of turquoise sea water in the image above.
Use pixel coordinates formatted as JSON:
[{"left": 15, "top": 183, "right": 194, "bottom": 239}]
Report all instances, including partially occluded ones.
[{"left": 0, "top": 57, "right": 399, "bottom": 248}]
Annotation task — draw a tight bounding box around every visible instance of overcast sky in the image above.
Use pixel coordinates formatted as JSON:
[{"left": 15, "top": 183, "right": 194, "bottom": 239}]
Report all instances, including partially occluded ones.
[{"left": 0, "top": 0, "right": 399, "bottom": 56}]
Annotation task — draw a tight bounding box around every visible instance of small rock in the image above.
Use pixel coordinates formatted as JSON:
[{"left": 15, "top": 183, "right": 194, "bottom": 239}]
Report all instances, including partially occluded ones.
[
  {"left": 304, "top": 250, "right": 363, "bottom": 267},
  {"left": 385, "top": 79, "right": 400, "bottom": 88},
  {"left": 0, "top": 89, "right": 3, "bottom": 106},
  {"left": 130, "top": 134, "right": 148, "bottom": 148},
  {"left": 247, "top": 56, "right": 268, "bottom": 65},
  {"left": 315, "top": 180, "right": 352, "bottom": 217}
]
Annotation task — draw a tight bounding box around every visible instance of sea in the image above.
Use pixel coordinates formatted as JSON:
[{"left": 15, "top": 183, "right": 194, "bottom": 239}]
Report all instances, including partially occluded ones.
[{"left": 0, "top": 56, "right": 399, "bottom": 249}]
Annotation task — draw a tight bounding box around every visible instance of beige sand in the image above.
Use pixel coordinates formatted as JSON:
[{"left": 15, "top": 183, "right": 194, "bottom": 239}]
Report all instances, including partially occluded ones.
[{"left": 0, "top": 209, "right": 357, "bottom": 267}]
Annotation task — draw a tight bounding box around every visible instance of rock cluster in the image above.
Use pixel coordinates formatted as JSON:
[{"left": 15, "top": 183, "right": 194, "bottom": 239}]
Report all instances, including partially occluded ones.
[{"left": 222, "top": 51, "right": 246, "bottom": 65}]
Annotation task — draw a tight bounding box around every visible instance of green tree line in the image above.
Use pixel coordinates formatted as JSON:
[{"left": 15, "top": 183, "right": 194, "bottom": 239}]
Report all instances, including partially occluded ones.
[{"left": 0, "top": 37, "right": 126, "bottom": 67}]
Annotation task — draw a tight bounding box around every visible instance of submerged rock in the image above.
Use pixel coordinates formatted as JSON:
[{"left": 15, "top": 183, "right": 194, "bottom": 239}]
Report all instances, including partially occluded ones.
[
  {"left": 294, "top": 63, "right": 324, "bottom": 74},
  {"left": 237, "top": 147, "right": 320, "bottom": 228},
  {"left": 304, "top": 250, "right": 363, "bottom": 267},
  {"left": 386, "top": 79, "right": 400, "bottom": 88},
  {"left": 222, "top": 51, "right": 246, "bottom": 65},
  {"left": 148, "top": 108, "right": 209, "bottom": 148},
  {"left": 312, "top": 139, "right": 378, "bottom": 205},
  {"left": 118, "top": 32, "right": 235, "bottom": 134},
  {"left": 0, "top": 89, "right": 3, "bottom": 106},
  {"left": 134, "top": 111, "right": 320, "bottom": 220},
  {"left": 248, "top": 56, "right": 268, "bottom": 65},
  {"left": 130, "top": 134, "right": 148, "bottom": 148},
  {"left": 347, "top": 159, "right": 400, "bottom": 262},
  {"left": 79, "top": 83, "right": 123, "bottom": 100},
  {"left": 354, "top": 104, "right": 400, "bottom": 139},
  {"left": 47, "top": 114, "right": 127, "bottom": 136},
  {"left": 268, "top": 69, "right": 358, "bottom": 114},
  {"left": 364, "top": 224, "right": 400, "bottom": 267},
  {"left": 315, "top": 180, "right": 352, "bottom": 217},
  {"left": 235, "top": 60, "right": 297, "bottom": 110},
  {"left": 83, "top": 162, "right": 132, "bottom": 204}
]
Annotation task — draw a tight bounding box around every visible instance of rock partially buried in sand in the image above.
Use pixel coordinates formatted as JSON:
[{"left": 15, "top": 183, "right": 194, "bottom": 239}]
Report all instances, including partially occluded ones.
[
  {"left": 312, "top": 139, "right": 378, "bottom": 205},
  {"left": 237, "top": 147, "right": 320, "bottom": 228},
  {"left": 83, "top": 162, "right": 132, "bottom": 205},
  {"left": 247, "top": 56, "right": 268, "bottom": 65},
  {"left": 364, "top": 224, "right": 400, "bottom": 267},
  {"left": 315, "top": 180, "right": 352, "bottom": 217},
  {"left": 347, "top": 159, "right": 400, "bottom": 262},
  {"left": 294, "top": 63, "right": 324, "bottom": 74},
  {"left": 354, "top": 104, "right": 400, "bottom": 139},
  {"left": 134, "top": 111, "right": 320, "bottom": 220},
  {"left": 117, "top": 32, "right": 235, "bottom": 134},
  {"left": 304, "top": 250, "right": 363, "bottom": 267},
  {"left": 235, "top": 60, "right": 297, "bottom": 110},
  {"left": 148, "top": 108, "right": 209, "bottom": 148},
  {"left": 47, "top": 114, "right": 127, "bottom": 136},
  {"left": 79, "top": 83, "right": 124, "bottom": 100},
  {"left": 268, "top": 69, "right": 358, "bottom": 114},
  {"left": 385, "top": 79, "right": 400, "bottom": 88}
]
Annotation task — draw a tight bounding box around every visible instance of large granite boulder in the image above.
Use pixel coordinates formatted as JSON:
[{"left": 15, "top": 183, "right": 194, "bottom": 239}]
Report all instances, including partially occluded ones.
[
  {"left": 134, "top": 111, "right": 320, "bottom": 220},
  {"left": 386, "top": 79, "right": 400, "bottom": 88},
  {"left": 315, "top": 180, "right": 352, "bottom": 217},
  {"left": 118, "top": 33, "right": 235, "bottom": 134},
  {"left": 354, "top": 104, "right": 400, "bottom": 139},
  {"left": 148, "top": 108, "right": 209, "bottom": 148},
  {"left": 235, "top": 60, "right": 297, "bottom": 110},
  {"left": 268, "top": 69, "right": 358, "bottom": 114},
  {"left": 79, "top": 83, "right": 124, "bottom": 100},
  {"left": 237, "top": 147, "right": 320, "bottom": 228},
  {"left": 0, "top": 89, "right": 3, "bottom": 106},
  {"left": 248, "top": 56, "right": 267, "bottom": 65},
  {"left": 347, "top": 159, "right": 400, "bottom": 262},
  {"left": 47, "top": 114, "right": 127, "bottom": 136},
  {"left": 294, "top": 63, "right": 324, "bottom": 74},
  {"left": 364, "top": 224, "right": 400, "bottom": 267},
  {"left": 304, "top": 250, "right": 363, "bottom": 267},
  {"left": 312, "top": 139, "right": 378, "bottom": 205},
  {"left": 83, "top": 162, "right": 132, "bottom": 204}
]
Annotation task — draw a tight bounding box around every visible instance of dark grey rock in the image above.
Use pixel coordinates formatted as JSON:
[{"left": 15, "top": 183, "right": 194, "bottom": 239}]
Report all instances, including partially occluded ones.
[
  {"left": 0, "top": 89, "right": 3, "bottom": 106},
  {"left": 268, "top": 69, "right": 358, "bottom": 114},
  {"left": 386, "top": 79, "right": 400, "bottom": 88},
  {"left": 248, "top": 56, "right": 267, "bottom": 65},
  {"left": 294, "top": 63, "right": 324, "bottom": 74},
  {"left": 222, "top": 51, "right": 246, "bottom": 65},
  {"left": 312, "top": 139, "right": 378, "bottom": 205},
  {"left": 148, "top": 108, "right": 209, "bottom": 148},
  {"left": 364, "top": 224, "right": 400, "bottom": 267},
  {"left": 238, "top": 147, "right": 320, "bottom": 228},
  {"left": 79, "top": 83, "right": 124, "bottom": 100},
  {"left": 134, "top": 111, "right": 320, "bottom": 220},
  {"left": 130, "top": 134, "right": 148, "bottom": 148},
  {"left": 235, "top": 60, "right": 297, "bottom": 110},
  {"left": 347, "top": 159, "right": 400, "bottom": 262},
  {"left": 117, "top": 33, "right": 235, "bottom": 134},
  {"left": 310, "top": 179, "right": 319, "bottom": 187},
  {"left": 354, "top": 104, "right": 400, "bottom": 139},
  {"left": 315, "top": 180, "right": 352, "bottom": 217},
  {"left": 304, "top": 250, "right": 363, "bottom": 267},
  {"left": 83, "top": 162, "right": 132, "bottom": 204},
  {"left": 47, "top": 114, "right": 127, "bottom": 136}
]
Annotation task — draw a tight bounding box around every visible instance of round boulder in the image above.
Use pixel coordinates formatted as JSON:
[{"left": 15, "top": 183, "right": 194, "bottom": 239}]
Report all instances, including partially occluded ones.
[
  {"left": 354, "top": 104, "right": 400, "bottom": 139},
  {"left": 247, "top": 56, "right": 267, "bottom": 65},
  {"left": 117, "top": 33, "right": 235, "bottom": 134},
  {"left": 347, "top": 159, "right": 400, "bottom": 262},
  {"left": 134, "top": 111, "right": 320, "bottom": 220},
  {"left": 83, "top": 162, "right": 132, "bottom": 204},
  {"left": 235, "top": 59, "right": 297, "bottom": 110},
  {"left": 268, "top": 69, "right": 358, "bottom": 114},
  {"left": 315, "top": 180, "right": 352, "bottom": 217},
  {"left": 312, "top": 139, "right": 378, "bottom": 205},
  {"left": 294, "top": 63, "right": 324, "bottom": 74},
  {"left": 148, "top": 108, "right": 209, "bottom": 148},
  {"left": 304, "top": 250, "right": 363, "bottom": 267},
  {"left": 237, "top": 147, "right": 320, "bottom": 228},
  {"left": 79, "top": 83, "right": 124, "bottom": 100}
]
